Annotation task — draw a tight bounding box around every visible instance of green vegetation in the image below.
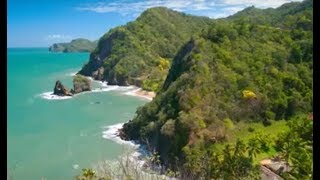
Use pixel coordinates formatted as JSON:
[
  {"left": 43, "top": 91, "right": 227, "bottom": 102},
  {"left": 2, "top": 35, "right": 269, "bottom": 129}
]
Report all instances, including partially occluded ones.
[
  {"left": 79, "top": 7, "right": 211, "bottom": 90},
  {"left": 226, "top": 120, "right": 287, "bottom": 143},
  {"left": 72, "top": 74, "right": 91, "bottom": 94},
  {"left": 275, "top": 115, "right": 313, "bottom": 179},
  {"left": 49, "top": 38, "right": 97, "bottom": 53},
  {"left": 77, "top": 115, "right": 312, "bottom": 180},
  {"left": 78, "top": 0, "right": 312, "bottom": 92},
  {"left": 227, "top": 0, "right": 312, "bottom": 30},
  {"left": 120, "top": 0, "right": 312, "bottom": 179},
  {"left": 180, "top": 115, "right": 312, "bottom": 179},
  {"left": 76, "top": 0, "right": 312, "bottom": 179}
]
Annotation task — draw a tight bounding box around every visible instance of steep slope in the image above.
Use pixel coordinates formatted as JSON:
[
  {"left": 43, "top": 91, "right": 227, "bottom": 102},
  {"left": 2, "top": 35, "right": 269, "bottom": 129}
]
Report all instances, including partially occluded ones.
[
  {"left": 121, "top": 0, "right": 312, "bottom": 175},
  {"left": 78, "top": 7, "right": 211, "bottom": 91},
  {"left": 49, "top": 38, "right": 98, "bottom": 53}
]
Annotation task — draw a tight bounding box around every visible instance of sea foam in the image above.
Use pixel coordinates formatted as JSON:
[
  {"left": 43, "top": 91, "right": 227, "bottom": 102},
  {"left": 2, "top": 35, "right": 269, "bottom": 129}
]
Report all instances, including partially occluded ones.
[
  {"left": 102, "top": 123, "right": 138, "bottom": 147},
  {"left": 102, "top": 123, "right": 162, "bottom": 172},
  {"left": 40, "top": 92, "right": 72, "bottom": 100},
  {"left": 102, "top": 123, "right": 147, "bottom": 168},
  {"left": 39, "top": 85, "right": 138, "bottom": 100},
  {"left": 72, "top": 164, "right": 79, "bottom": 170}
]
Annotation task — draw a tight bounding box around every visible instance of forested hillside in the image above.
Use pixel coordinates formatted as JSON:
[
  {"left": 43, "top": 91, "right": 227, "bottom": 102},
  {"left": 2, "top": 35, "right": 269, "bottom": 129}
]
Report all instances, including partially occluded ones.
[
  {"left": 78, "top": 7, "right": 211, "bottom": 91},
  {"left": 120, "top": 0, "right": 313, "bottom": 179},
  {"left": 75, "top": 0, "right": 312, "bottom": 179}
]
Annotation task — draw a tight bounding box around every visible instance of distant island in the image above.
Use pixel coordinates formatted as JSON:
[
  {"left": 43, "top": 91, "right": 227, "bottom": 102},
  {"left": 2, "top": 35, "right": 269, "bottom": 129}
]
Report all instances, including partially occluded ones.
[{"left": 49, "top": 38, "right": 98, "bottom": 53}]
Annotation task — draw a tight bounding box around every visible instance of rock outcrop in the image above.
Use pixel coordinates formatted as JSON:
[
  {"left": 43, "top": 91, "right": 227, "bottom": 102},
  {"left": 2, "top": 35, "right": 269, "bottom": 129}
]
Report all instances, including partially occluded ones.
[
  {"left": 260, "top": 159, "right": 291, "bottom": 180},
  {"left": 53, "top": 80, "right": 73, "bottom": 96},
  {"left": 92, "top": 67, "right": 104, "bottom": 80},
  {"left": 72, "top": 75, "right": 91, "bottom": 94}
]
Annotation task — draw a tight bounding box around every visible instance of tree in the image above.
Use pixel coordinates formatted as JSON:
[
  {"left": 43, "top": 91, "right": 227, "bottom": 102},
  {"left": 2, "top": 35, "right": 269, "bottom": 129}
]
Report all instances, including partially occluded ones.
[{"left": 275, "top": 115, "right": 313, "bottom": 179}]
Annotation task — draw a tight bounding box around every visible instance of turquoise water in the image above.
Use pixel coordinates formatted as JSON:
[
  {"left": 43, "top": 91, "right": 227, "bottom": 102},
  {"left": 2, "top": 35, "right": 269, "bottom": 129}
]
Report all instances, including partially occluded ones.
[{"left": 7, "top": 48, "right": 147, "bottom": 180}]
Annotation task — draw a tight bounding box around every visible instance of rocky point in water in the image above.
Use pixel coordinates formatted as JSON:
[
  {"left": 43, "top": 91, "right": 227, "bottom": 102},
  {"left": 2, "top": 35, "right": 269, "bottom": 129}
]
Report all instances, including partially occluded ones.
[
  {"left": 53, "top": 80, "right": 73, "bottom": 96},
  {"left": 72, "top": 75, "right": 91, "bottom": 94}
]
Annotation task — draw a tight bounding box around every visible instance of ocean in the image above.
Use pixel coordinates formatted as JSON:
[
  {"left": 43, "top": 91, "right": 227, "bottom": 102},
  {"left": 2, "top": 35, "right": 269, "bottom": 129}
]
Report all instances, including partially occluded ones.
[{"left": 7, "top": 48, "right": 148, "bottom": 179}]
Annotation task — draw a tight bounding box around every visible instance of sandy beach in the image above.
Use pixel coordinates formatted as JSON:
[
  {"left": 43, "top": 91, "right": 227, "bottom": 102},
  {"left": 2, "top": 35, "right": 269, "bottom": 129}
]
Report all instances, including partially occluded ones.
[{"left": 126, "top": 88, "right": 156, "bottom": 101}]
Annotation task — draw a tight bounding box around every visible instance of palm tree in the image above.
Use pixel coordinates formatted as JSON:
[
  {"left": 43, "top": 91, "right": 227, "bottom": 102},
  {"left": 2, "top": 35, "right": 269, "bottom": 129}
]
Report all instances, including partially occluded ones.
[{"left": 247, "top": 138, "right": 261, "bottom": 159}]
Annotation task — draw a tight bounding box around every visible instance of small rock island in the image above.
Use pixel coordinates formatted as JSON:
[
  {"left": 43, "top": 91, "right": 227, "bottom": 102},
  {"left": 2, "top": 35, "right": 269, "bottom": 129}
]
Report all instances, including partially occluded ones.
[{"left": 53, "top": 75, "right": 91, "bottom": 96}]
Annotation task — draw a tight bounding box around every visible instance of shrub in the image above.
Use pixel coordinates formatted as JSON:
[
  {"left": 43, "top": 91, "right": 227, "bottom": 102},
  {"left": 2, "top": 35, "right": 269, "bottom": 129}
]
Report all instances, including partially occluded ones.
[
  {"left": 248, "top": 127, "right": 255, "bottom": 132},
  {"left": 263, "top": 119, "right": 272, "bottom": 126},
  {"left": 265, "top": 111, "right": 275, "bottom": 120},
  {"left": 160, "top": 119, "right": 175, "bottom": 136},
  {"left": 223, "top": 118, "right": 234, "bottom": 129}
]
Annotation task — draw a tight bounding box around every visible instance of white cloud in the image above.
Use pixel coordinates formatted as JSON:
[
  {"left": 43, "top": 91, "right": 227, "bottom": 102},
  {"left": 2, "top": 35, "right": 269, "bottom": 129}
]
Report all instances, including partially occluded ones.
[
  {"left": 75, "top": 0, "right": 303, "bottom": 18},
  {"left": 45, "top": 34, "right": 72, "bottom": 41},
  {"left": 204, "top": 6, "right": 244, "bottom": 18},
  {"left": 76, "top": 0, "right": 213, "bottom": 14}
]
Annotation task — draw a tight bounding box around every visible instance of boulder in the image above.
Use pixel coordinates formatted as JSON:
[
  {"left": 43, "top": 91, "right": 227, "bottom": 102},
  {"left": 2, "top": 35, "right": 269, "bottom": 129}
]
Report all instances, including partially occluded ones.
[
  {"left": 72, "top": 75, "right": 92, "bottom": 94},
  {"left": 260, "top": 158, "right": 291, "bottom": 180},
  {"left": 53, "top": 80, "right": 73, "bottom": 96}
]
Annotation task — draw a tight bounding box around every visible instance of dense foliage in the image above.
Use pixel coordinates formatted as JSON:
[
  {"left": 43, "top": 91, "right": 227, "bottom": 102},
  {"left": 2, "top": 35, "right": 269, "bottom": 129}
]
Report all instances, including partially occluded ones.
[
  {"left": 275, "top": 115, "right": 313, "bottom": 179},
  {"left": 49, "top": 38, "right": 98, "bottom": 53},
  {"left": 77, "top": 115, "right": 312, "bottom": 179},
  {"left": 121, "top": 0, "right": 312, "bottom": 178},
  {"left": 73, "top": 0, "right": 312, "bottom": 179},
  {"left": 179, "top": 115, "right": 312, "bottom": 179},
  {"left": 79, "top": 7, "right": 211, "bottom": 91},
  {"left": 227, "top": 0, "right": 312, "bottom": 31}
]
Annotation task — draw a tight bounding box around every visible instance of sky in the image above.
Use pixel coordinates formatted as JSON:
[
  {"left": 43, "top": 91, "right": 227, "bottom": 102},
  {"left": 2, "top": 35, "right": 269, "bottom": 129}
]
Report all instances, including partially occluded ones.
[{"left": 7, "top": 0, "right": 303, "bottom": 47}]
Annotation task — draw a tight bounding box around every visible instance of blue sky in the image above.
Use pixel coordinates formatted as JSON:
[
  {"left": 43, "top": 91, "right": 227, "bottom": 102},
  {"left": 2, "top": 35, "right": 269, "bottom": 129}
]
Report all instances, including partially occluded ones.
[{"left": 7, "top": 0, "right": 302, "bottom": 47}]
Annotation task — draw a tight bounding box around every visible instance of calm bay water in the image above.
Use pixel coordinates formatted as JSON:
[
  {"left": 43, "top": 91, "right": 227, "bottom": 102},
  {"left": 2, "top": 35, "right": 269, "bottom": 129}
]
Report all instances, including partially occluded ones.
[{"left": 7, "top": 48, "right": 147, "bottom": 180}]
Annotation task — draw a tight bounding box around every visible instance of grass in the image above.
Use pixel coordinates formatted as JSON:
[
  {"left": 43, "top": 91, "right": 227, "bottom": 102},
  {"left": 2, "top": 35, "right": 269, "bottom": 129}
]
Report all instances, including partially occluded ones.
[
  {"left": 214, "top": 120, "right": 289, "bottom": 164},
  {"left": 227, "top": 120, "right": 289, "bottom": 142}
]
